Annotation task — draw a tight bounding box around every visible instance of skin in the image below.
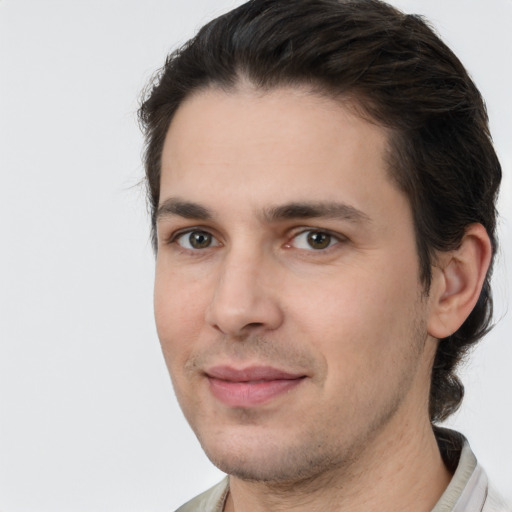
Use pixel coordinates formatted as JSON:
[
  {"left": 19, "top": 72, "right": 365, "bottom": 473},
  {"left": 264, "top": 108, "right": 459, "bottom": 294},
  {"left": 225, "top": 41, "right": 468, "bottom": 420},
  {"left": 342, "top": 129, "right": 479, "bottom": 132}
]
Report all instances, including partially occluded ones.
[{"left": 154, "top": 86, "right": 490, "bottom": 511}]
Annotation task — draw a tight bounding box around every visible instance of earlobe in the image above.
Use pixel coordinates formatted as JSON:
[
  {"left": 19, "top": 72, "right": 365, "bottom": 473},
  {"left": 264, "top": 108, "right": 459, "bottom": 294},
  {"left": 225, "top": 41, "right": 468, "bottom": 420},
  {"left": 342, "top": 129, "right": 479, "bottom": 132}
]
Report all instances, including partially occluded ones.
[{"left": 427, "top": 223, "right": 492, "bottom": 339}]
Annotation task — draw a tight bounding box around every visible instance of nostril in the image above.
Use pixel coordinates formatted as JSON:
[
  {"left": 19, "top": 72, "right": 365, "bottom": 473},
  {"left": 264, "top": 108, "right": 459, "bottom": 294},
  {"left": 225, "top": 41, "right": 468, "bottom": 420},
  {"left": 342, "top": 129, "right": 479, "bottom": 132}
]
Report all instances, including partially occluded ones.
[
  {"left": 246, "top": 322, "right": 264, "bottom": 329},
  {"left": 205, "top": 282, "right": 284, "bottom": 335}
]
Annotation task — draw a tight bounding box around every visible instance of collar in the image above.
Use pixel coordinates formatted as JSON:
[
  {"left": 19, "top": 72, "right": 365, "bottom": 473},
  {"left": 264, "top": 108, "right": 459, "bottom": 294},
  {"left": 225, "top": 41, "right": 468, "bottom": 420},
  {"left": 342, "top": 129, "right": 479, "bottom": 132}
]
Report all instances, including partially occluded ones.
[{"left": 432, "top": 428, "right": 488, "bottom": 512}]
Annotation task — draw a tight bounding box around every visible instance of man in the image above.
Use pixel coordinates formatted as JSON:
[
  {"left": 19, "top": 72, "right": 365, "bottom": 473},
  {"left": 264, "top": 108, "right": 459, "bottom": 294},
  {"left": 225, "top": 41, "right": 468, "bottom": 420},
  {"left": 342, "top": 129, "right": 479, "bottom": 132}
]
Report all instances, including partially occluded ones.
[{"left": 139, "top": 0, "right": 510, "bottom": 510}]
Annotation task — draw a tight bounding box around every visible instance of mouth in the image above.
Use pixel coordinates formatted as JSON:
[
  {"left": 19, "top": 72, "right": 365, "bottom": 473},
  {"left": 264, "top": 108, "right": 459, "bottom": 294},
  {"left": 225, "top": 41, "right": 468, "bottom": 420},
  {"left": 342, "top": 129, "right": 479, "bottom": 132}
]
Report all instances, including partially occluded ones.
[{"left": 205, "top": 365, "right": 306, "bottom": 408}]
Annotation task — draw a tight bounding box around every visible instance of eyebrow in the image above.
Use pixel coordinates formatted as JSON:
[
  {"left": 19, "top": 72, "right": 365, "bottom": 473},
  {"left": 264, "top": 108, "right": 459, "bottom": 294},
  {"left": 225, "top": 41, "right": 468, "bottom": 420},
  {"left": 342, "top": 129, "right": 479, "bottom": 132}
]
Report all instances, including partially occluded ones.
[
  {"left": 156, "top": 198, "right": 212, "bottom": 222},
  {"left": 262, "top": 202, "right": 371, "bottom": 224},
  {"left": 156, "top": 198, "right": 371, "bottom": 225}
]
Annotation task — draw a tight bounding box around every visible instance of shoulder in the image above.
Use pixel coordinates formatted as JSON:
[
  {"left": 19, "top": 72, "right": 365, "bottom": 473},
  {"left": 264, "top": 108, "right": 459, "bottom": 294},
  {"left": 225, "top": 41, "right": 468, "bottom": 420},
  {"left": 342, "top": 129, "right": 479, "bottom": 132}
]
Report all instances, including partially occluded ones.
[
  {"left": 483, "top": 486, "right": 512, "bottom": 512},
  {"left": 174, "top": 477, "right": 229, "bottom": 512}
]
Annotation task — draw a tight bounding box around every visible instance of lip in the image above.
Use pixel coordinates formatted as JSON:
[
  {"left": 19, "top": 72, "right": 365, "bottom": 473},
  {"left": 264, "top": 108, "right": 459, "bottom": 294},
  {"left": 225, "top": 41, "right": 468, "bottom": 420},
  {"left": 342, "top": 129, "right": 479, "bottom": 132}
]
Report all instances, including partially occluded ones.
[{"left": 205, "top": 365, "right": 306, "bottom": 408}]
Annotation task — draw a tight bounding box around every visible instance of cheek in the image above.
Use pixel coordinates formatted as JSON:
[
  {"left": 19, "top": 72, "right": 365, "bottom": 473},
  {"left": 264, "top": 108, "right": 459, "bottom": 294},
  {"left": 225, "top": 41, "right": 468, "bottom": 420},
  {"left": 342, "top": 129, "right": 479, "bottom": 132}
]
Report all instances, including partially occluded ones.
[
  {"left": 290, "top": 260, "right": 422, "bottom": 371},
  {"left": 153, "top": 270, "right": 213, "bottom": 426},
  {"left": 154, "top": 265, "right": 209, "bottom": 365}
]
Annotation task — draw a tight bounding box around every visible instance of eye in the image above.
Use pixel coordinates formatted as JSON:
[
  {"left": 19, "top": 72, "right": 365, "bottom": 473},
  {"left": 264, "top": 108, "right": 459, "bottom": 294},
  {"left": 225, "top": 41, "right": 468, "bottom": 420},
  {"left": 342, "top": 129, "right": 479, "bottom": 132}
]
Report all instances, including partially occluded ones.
[
  {"left": 290, "top": 230, "right": 341, "bottom": 250},
  {"left": 175, "top": 230, "right": 220, "bottom": 250}
]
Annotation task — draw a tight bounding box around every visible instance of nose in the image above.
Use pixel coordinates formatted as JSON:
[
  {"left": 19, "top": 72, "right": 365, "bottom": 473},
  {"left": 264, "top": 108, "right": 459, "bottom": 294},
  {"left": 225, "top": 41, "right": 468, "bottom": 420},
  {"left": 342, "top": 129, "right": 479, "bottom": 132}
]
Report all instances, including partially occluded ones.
[{"left": 205, "top": 248, "right": 284, "bottom": 337}]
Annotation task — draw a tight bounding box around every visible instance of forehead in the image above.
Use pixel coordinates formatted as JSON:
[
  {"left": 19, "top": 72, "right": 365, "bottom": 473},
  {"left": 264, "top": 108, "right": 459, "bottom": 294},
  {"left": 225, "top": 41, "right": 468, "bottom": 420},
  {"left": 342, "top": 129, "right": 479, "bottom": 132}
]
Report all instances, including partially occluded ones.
[
  {"left": 164, "top": 85, "right": 388, "bottom": 157},
  {"left": 159, "top": 86, "right": 399, "bottom": 219}
]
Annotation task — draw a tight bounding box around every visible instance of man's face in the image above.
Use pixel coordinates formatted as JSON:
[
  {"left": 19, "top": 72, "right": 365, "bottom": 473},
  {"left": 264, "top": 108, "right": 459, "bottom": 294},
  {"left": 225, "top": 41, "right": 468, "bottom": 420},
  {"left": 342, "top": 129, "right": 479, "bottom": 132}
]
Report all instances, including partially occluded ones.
[{"left": 154, "top": 86, "right": 438, "bottom": 482}]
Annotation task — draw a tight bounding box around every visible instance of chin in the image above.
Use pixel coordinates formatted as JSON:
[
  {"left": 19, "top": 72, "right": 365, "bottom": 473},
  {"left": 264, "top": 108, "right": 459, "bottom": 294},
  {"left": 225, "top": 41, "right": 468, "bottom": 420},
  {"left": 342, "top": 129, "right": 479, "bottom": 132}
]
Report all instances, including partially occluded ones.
[{"left": 198, "top": 428, "right": 349, "bottom": 484}]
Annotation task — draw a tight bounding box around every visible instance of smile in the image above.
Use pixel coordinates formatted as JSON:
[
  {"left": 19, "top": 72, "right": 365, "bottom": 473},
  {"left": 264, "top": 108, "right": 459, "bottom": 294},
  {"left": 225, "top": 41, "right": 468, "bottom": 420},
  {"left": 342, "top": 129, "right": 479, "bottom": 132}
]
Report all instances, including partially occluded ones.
[{"left": 205, "top": 365, "right": 306, "bottom": 408}]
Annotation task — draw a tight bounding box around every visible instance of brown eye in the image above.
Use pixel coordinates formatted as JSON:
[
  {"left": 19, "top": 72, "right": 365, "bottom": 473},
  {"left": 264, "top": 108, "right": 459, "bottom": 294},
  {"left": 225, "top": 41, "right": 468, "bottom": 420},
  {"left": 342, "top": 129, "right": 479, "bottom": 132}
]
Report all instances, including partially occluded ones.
[
  {"left": 306, "top": 231, "right": 332, "bottom": 249},
  {"left": 175, "top": 230, "right": 219, "bottom": 250},
  {"left": 189, "top": 231, "right": 212, "bottom": 249},
  {"left": 289, "top": 230, "right": 339, "bottom": 251}
]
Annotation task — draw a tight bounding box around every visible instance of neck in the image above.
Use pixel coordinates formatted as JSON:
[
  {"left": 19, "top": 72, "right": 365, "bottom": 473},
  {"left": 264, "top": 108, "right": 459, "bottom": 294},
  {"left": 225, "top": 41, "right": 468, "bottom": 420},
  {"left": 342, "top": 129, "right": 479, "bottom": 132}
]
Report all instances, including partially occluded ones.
[{"left": 224, "top": 414, "right": 452, "bottom": 512}]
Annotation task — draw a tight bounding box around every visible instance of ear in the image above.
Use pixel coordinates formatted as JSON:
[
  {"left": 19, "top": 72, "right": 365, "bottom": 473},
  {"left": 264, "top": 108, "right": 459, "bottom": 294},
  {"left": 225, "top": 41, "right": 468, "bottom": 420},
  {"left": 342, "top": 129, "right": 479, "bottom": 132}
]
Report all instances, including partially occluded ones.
[{"left": 427, "top": 223, "right": 492, "bottom": 339}]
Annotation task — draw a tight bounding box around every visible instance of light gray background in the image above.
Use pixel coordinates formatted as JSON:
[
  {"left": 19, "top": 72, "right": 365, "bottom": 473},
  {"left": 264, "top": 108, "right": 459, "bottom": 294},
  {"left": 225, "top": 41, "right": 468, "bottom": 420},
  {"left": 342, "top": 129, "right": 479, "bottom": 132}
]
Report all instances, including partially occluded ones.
[{"left": 0, "top": 1, "right": 510, "bottom": 510}]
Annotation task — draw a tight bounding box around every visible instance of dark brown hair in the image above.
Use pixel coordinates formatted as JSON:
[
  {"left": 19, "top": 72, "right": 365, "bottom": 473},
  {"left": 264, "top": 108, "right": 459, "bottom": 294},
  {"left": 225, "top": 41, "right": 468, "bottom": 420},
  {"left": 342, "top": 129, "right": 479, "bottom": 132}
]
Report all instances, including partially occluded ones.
[{"left": 138, "top": 0, "right": 501, "bottom": 422}]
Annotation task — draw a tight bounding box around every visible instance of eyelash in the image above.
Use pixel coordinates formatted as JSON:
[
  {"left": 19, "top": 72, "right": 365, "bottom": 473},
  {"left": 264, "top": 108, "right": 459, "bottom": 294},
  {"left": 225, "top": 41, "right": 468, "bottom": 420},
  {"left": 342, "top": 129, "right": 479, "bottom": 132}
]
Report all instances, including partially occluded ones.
[
  {"left": 170, "top": 229, "right": 222, "bottom": 251},
  {"left": 286, "top": 229, "right": 344, "bottom": 251},
  {"left": 168, "top": 227, "right": 345, "bottom": 252}
]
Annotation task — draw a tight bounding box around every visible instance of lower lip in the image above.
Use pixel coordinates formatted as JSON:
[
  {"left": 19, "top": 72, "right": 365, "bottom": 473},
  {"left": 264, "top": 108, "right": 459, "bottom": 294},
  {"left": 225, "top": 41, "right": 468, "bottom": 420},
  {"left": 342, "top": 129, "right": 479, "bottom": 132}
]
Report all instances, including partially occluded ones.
[{"left": 208, "top": 377, "right": 305, "bottom": 407}]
